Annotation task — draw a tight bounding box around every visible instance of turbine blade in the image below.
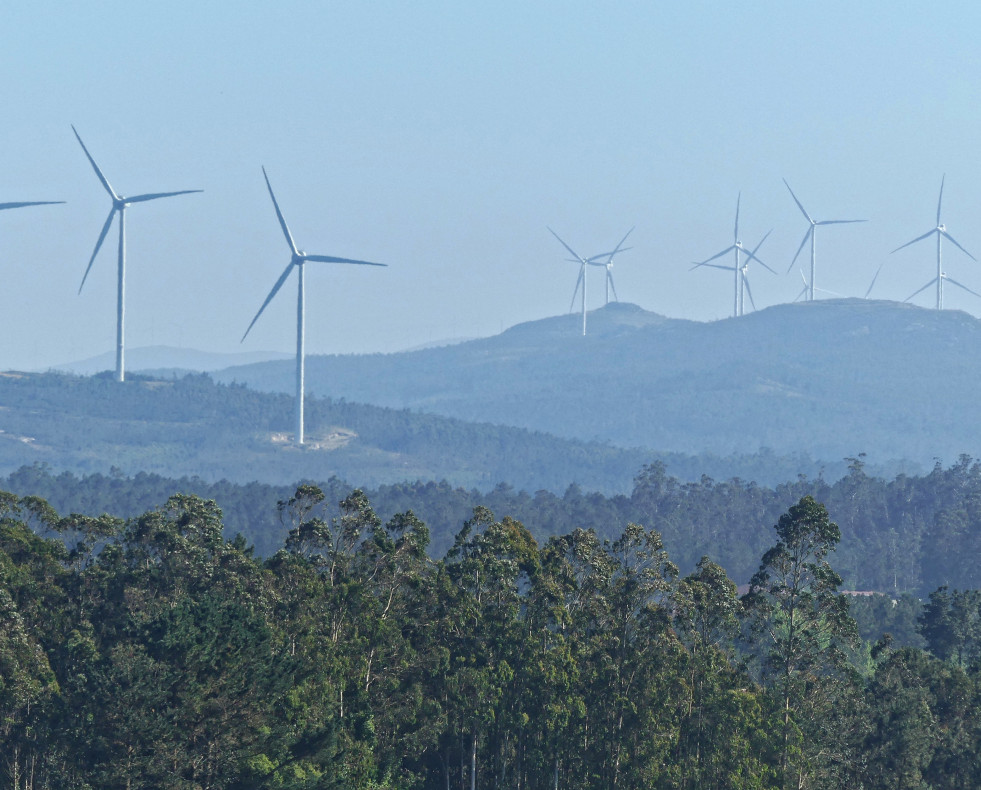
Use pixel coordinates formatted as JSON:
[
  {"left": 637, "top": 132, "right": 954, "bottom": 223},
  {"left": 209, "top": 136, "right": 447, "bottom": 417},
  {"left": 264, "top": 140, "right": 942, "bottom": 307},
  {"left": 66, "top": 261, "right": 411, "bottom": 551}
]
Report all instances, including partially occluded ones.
[
  {"left": 733, "top": 193, "right": 740, "bottom": 242},
  {"left": 865, "top": 263, "right": 885, "bottom": 298},
  {"left": 794, "top": 284, "right": 808, "bottom": 303},
  {"left": 943, "top": 275, "right": 981, "bottom": 300},
  {"left": 691, "top": 262, "right": 732, "bottom": 272},
  {"left": 741, "top": 246, "right": 771, "bottom": 272},
  {"left": 569, "top": 266, "right": 584, "bottom": 312},
  {"left": 816, "top": 219, "right": 867, "bottom": 225},
  {"left": 78, "top": 209, "right": 116, "bottom": 294},
  {"left": 608, "top": 270, "right": 618, "bottom": 301},
  {"left": 748, "top": 230, "right": 777, "bottom": 274},
  {"left": 782, "top": 179, "right": 813, "bottom": 223},
  {"left": 891, "top": 229, "right": 936, "bottom": 254},
  {"left": 586, "top": 246, "right": 633, "bottom": 263},
  {"left": 937, "top": 174, "right": 945, "bottom": 226},
  {"left": 743, "top": 273, "right": 757, "bottom": 311},
  {"left": 548, "top": 227, "right": 584, "bottom": 262},
  {"left": 904, "top": 278, "right": 937, "bottom": 303},
  {"left": 609, "top": 226, "right": 634, "bottom": 257},
  {"left": 788, "top": 227, "right": 812, "bottom": 273},
  {"left": 693, "top": 245, "right": 735, "bottom": 267},
  {"left": 71, "top": 126, "right": 118, "bottom": 200},
  {"left": 262, "top": 167, "right": 299, "bottom": 256},
  {"left": 303, "top": 254, "right": 386, "bottom": 266},
  {"left": 940, "top": 230, "right": 977, "bottom": 261},
  {"left": 125, "top": 189, "right": 203, "bottom": 204},
  {"left": 242, "top": 261, "right": 295, "bottom": 342},
  {"left": 0, "top": 200, "right": 65, "bottom": 210}
]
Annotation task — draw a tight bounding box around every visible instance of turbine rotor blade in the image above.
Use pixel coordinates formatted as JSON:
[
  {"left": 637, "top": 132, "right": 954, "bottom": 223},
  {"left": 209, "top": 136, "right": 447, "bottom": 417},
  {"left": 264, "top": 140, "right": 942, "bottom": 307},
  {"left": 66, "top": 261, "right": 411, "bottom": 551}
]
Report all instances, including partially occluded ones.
[
  {"left": 891, "top": 229, "right": 936, "bottom": 254},
  {"left": 548, "top": 227, "right": 585, "bottom": 262},
  {"left": 0, "top": 201, "right": 65, "bottom": 210},
  {"left": 940, "top": 230, "right": 977, "bottom": 261},
  {"left": 937, "top": 174, "right": 945, "bottom": 226},
  {"left": 569, "top": 265, "right": 584, "bottom": 312},
  {"left": 262, "top": 167, "right": 299, "bottom": 256},
  {"left": 71, "top": 125, "right": 118, "bottom": 200},
  {"left": 782, "top": 178, "right": 813, "bottom": 224},
  {"left": 303, "top": 254, "right": 387, "bottom": 266},
  {"left": 744, "top": 274, "right": 757, "bottom": 311},
  {"left": 748, "top": 230, "right": 776, "bottom": 274},
  {"left": 816, "top": 219, "right": 867, "bottom": 225},
  {"left": 124, "top": 189, "right": 203, "bottom": 204},
  {"left": 943, "top": 275, "right": 981, "bottom": 299},
  {"left": 865, "top": 263, "right": 885, "bottom": 298},
  {"left": 741, "top": 246, "right": 770, "bottom": 271},
  {"left": 788, "top": 227, "right": 813, "bottom": 272},
  {"left": 904, "top": 278, "right": 937, "bottom": 303},
  {"left": 608, "top": 270, "right": 618, "bottom": 301},
  {"left": 241, "top": 261, "right": 295, "bottom": 342},
  {"left": 586, "top": 245, "right": 634, "bottom": 262},
  {"left": 609, "top": 226, "right": 634, "bottom": 257},
  {"left": 79, "top": 208, "right": 117, "bottom": 294},
  {"left": 692, "top": 262, "right": 732, "bottom": 272},
  {"left": 693, "top": 245, "right": 735, "bottom": 267},
  {"left": 733, "top": 193, "right": 740, "bottom": 242}
]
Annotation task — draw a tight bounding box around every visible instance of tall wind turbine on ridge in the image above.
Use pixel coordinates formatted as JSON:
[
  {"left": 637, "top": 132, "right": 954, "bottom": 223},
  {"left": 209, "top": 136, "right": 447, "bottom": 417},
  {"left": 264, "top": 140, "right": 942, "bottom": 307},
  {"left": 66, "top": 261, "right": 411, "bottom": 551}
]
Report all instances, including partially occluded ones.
[
  {"left": 737, "top": 232, "right": 771, "bottom": 316},
  {"left": 891, "top": 175, "right": 978, "bottom": 310},
  {"left": 783, "top": 179, "right": 866, "bottom": 302},
  {"left": 548, "top": 228, "right": 592, "bottom": 335},
  {"left": 242, "top": 168, "right": 386, "bottom": 446},
  {"left": 692, "top": 194, "right": 774, "bottom": 318},
  {"left": 72, "top": 126, "right": 202, "bottom": 382}
]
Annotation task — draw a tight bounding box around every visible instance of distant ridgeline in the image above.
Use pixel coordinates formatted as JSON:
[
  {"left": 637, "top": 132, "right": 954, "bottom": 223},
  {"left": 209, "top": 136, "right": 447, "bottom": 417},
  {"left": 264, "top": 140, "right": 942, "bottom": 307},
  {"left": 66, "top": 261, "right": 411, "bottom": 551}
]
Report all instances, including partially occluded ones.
[
  {"left": 211, "top": 299, "right": 981, "bottom": 466},
  {"left": 5, "top": 453, "right": 981, "bottom": 597}
]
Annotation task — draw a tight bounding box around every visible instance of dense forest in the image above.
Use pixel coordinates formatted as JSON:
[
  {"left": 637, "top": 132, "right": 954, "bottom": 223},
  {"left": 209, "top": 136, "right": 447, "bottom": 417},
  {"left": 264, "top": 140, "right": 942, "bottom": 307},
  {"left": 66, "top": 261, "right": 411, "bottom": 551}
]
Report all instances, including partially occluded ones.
[
  {"left": 2, "top": 486, "right": 981, "bottom": 788},
  {"left": 6, "top": 453, "right": 981, "bottom": 595}
]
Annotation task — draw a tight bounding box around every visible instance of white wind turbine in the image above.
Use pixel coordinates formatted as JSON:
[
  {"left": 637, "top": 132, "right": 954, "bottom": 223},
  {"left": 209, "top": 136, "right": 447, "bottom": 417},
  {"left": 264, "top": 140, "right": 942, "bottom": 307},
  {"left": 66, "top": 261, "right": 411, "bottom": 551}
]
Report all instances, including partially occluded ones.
[
  {"left": 242, "top": 167, "right": 386, "bottom": 446},
  {"left": 783, "top": 179, "right": 866, "bottom": 302},
  {"left": 692, "top": 194, "right": 774, "bottom": 317},
  {"left": 548, "top": 227, "right": 592, "bottom": 335},
  {"left": 72, "top": 126, "right": 202, "bottom": 382},
  {"left": 891, "top": 175, "right": 977, "bottom": 310},
  {"left": 737, "top": 232, "right": 771, "bottom": 316},
  {"left": 564, "top": 228, "right": 635, "bottom": 308}
]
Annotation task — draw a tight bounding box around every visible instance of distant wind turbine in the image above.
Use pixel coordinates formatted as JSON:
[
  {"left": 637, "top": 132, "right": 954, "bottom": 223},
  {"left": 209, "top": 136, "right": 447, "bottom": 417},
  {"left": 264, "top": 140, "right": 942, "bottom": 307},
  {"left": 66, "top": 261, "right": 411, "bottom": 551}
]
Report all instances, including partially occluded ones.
[
  {"left": 692, "top": 195, "right": 774, "bottom": 317},
  {"left": 72, "top": 126, "right": 202, "bottom": 382},
  {"left": 242, "top": 167, "right": 386, "bottom": 446},
  {"left": 783, "top": 179, "right": 866, "bottom": 302},
  {"left": 548, "top": 227, "right": 592, "bottom": 335},
  {"left": 564, "top": 228, "right": 635, "bottom": 308},
  {"left": 891, "top": 175, "right": 977, "bottom": 310},
  {"left": 737, "top": 232, "right": 771, "bottom": 315}
]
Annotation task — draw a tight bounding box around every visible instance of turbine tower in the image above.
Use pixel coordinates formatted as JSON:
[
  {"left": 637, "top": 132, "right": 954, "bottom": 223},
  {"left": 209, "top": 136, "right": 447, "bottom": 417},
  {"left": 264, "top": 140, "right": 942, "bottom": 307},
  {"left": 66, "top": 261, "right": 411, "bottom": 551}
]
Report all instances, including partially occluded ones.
[
  {"left": 548, "top": 227, "right": 591, "bottom": 335},
  {"left": 783, "top": 179, "right": 866, "bottom": 302},
  {"left": 242, "top": 168, "right": 386, "bottom": 446},
  {"left": 891, "top": 175, "right": 977, "bottom": 310},
  {"left": 692, "top": 195, "right": 774, "bottom": 317},
  {"left": 72, "top": 126, "right": 201, "bottom": 382}
]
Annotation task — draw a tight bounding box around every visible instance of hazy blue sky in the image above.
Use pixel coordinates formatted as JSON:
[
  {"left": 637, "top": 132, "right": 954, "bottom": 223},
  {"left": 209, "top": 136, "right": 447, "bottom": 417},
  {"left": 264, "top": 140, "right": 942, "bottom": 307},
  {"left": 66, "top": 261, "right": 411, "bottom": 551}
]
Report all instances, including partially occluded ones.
[{"left": 3, "top": 1, "right": 981, "bottom": 370}]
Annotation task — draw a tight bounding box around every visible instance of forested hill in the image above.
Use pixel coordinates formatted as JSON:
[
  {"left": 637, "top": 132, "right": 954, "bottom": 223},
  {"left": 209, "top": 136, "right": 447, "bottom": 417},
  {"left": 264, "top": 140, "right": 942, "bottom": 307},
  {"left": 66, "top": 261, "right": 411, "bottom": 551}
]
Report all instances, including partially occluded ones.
[
  {"left": 213, "top": 299, "right": 981, "bottom": 465},
  {"left": 0, "top": 369, "right": 856, "bottom": 493},
  {"left": 7, "top": 454, "right": 981, "bottom": 596}
]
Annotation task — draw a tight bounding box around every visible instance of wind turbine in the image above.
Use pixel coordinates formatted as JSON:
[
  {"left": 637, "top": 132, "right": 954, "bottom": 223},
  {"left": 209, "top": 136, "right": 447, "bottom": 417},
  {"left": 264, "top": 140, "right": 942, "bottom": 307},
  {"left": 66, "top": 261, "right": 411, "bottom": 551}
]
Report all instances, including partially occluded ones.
[
  {"left": 72, "top": 126, "right": 202, "bottom": 382},
  {"left": 692, "top": 195, "right": 774, "bottom": 317},
  {"left": 891, "top": 176, "right": 977, "bottom": 310},
  {"left": 242, "top": 167, "right": 386, "bottom": 446},
  {"left": 564, "top": 229, "right": 635, "bottom": 308},
  {"left": 592, "top": 227, "right": 634, "bottom": 305},
  {"left": 548, "top": 227, "right": 591, "bottom": 335},
  {"left": 783, "top": 179, "right": 866, "bottom": 302},
  {"left": 737, "top": 232, "right": 771, "bottom": 315}
]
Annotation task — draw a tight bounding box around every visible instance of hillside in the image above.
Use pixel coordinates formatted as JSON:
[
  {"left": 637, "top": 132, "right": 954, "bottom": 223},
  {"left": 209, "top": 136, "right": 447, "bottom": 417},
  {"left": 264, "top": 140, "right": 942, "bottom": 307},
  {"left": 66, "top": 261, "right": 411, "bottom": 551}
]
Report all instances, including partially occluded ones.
[
  {"left": 212, "top": 299, "right": 981, "bottom": 465},
  {"left": 0, "top": 370, "right": 663, "bottom": 493}
]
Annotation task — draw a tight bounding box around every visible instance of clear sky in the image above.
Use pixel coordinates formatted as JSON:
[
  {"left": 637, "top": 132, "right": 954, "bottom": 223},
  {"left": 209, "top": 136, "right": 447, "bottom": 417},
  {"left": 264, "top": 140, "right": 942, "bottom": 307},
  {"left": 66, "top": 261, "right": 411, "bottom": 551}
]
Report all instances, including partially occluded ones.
[{"left": 3, "top": 1, "right": 981, "bottom": 370}]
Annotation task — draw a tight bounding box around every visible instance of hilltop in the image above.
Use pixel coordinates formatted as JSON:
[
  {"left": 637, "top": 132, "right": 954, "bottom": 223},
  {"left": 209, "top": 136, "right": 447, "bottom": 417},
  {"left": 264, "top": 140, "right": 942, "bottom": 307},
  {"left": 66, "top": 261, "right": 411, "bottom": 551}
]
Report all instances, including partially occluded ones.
[{"left": 212, "top": 299, "right": 981, "bottom": 466}]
